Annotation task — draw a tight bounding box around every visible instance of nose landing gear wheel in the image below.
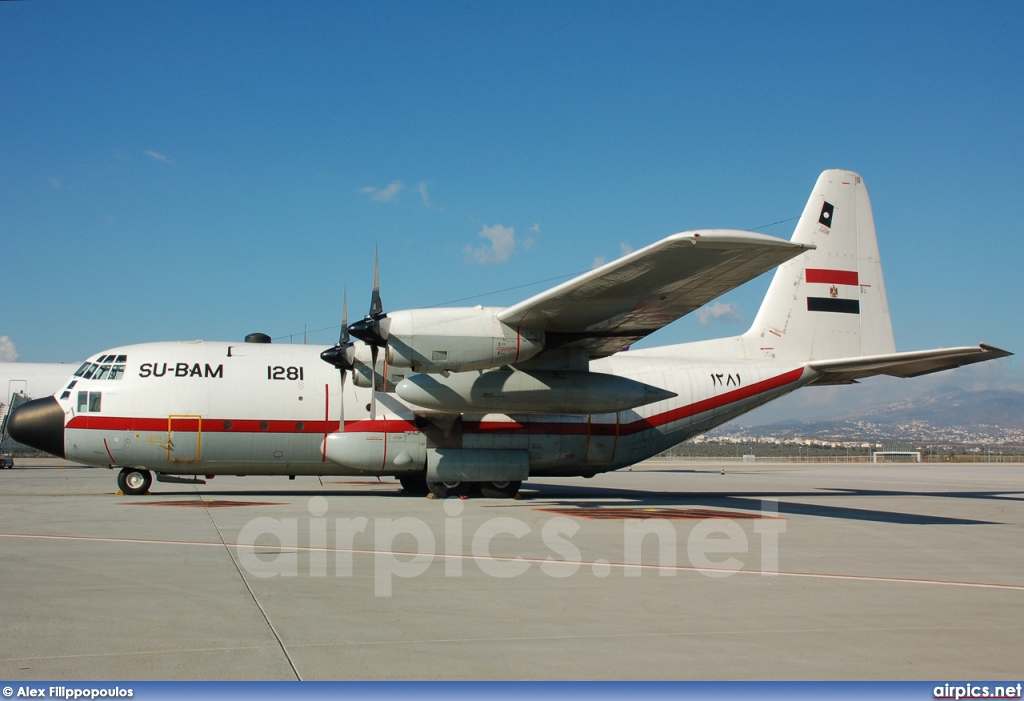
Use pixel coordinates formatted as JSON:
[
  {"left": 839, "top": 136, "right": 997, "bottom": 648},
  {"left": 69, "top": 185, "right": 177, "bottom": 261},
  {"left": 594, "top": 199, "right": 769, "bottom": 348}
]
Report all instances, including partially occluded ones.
[
  {"left": 117, "top": 468, "right": 153, "bottom": 495},
  {"left": 478, "top": 480, "right": 522, "bottom": 499}
]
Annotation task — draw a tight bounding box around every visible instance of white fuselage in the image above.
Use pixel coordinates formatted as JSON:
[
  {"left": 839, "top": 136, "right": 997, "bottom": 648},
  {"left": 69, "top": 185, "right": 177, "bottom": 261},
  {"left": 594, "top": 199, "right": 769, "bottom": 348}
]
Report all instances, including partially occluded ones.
[
  {"left": 54, "top": 339, "right": 812, "bottom": 478},
  {"left": 1, "top": 362, "right": 80, "bottom": 404}
]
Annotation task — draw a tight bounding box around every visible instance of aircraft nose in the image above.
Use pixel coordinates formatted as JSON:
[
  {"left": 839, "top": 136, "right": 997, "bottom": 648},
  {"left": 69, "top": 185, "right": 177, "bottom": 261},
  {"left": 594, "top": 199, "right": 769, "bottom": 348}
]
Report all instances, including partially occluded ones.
[{"left": 7, "top": 396, "right": 66, "bottom": 459}]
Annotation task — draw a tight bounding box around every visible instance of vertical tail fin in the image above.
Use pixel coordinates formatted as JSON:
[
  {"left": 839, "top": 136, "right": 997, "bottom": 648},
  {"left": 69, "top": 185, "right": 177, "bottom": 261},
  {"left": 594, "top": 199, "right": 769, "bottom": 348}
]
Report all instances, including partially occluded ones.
[{"left": 745, "top": 170, "right": 896, "bottom": 361}]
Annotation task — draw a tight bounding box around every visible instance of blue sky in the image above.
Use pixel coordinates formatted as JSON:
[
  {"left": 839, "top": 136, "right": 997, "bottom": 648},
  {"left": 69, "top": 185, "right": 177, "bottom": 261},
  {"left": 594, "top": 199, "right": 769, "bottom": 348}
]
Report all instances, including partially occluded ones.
[{"left": 2, "top": 2, "right": 1021, "bottom": 419}]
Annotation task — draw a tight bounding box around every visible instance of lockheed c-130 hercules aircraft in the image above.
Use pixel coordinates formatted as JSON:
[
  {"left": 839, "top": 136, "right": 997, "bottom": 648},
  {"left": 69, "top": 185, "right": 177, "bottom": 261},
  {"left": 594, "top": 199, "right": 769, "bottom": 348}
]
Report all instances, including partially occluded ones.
[{"left": 9, "top": 170, "right": 1011, "bottom": 498}]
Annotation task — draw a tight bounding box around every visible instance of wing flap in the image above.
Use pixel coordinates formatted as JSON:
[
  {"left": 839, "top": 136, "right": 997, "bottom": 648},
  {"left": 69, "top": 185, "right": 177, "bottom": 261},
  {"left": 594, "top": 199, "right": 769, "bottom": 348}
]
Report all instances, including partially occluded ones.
[
  {"left": 499, "top": 230, "right": 811, "bottom": 357},
  {"left": 807, "top": 344, "right": 1012, "bottom": 385}
]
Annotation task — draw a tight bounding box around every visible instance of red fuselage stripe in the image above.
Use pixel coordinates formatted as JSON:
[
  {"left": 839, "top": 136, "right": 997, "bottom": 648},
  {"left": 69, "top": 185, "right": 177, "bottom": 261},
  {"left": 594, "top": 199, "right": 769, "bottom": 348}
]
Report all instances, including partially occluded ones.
[{"left": 65, "top": 368, "right": 805, "bottom": 438}]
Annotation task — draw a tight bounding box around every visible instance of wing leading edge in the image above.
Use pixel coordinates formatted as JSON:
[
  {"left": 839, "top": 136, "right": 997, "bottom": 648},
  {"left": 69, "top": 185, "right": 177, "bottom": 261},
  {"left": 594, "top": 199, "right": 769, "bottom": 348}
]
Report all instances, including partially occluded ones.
[
  {"left": 806, "top": 344, "right": 1013, "bottom": 385},
  {"left": 498, "top": 230, "right": 812, "bottom": 358}
]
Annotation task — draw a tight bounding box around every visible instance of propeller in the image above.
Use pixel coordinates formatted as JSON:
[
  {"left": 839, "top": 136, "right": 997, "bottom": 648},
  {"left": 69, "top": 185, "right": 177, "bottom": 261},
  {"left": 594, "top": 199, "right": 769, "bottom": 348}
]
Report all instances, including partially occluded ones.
[
  {"left": 346, "top": 248, "right": 389, "bottom": 419},
  {"left": 319, "top": 288, "right": 355, "bottom": 431},
  {"left": 347, "top": 248, "right": 388, "bottom": 347}
]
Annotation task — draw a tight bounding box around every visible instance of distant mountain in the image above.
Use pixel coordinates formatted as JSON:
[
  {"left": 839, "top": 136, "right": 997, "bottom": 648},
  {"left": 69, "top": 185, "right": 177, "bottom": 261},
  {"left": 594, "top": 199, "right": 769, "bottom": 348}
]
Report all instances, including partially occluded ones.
[
  {"left": 715, "top": 387, "right": 1024, "bottom": 443},
  {"left": 839, "top": 386, "right": 1024, "bottom": 430}
]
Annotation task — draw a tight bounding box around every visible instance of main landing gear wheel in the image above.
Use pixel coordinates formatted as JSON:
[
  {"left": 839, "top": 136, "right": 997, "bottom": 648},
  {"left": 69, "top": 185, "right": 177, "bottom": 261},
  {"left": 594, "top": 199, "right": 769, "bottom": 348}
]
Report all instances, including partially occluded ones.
[
  {"left": 398, "top": 472, "right": 429, "bottom": 495},
  {"left": 478, "top": 480, "right": 522, "bottom": 499},
  {"left": 117, "top": 467, "right": 152, "bottom": 496},
  {"left": 426, "top": 480, "right": 469, "bottom": 499}
]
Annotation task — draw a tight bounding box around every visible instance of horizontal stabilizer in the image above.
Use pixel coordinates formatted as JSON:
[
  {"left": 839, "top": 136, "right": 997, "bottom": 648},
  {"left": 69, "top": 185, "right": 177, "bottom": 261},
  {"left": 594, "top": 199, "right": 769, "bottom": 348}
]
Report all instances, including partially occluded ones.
[{"left": 806, "top": 344, "right": 1012, "bottom": 385}]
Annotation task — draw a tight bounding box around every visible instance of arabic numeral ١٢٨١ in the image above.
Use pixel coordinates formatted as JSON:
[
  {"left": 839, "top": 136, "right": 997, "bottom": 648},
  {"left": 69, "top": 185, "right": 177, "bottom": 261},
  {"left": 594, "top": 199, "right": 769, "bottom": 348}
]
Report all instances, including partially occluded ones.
[
  {"left": 711, "top": 373, "right": 741, "bottom": 387},
  {"left": 267, "top": 366, "right": 304, "bottom": 381}
]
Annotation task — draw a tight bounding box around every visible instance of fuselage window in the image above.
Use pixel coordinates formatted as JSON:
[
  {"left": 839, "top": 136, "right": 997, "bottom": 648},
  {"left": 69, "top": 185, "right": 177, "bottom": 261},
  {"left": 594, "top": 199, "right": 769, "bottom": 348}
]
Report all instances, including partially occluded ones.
[
  {"left": 77, "top": 391, "right": 88, "bottom": 413},
  {"left": 109, "top": 365, "right": 125, "bottom": 380},
  {"left": 88, "top": 392, "right": 102, "bottom": 413}
]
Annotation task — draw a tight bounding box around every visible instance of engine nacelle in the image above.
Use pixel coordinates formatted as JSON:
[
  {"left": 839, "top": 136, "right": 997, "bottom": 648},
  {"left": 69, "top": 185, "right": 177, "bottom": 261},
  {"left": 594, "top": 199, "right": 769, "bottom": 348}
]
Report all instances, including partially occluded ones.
[
  {"left": 381, "top": 307, "right": 543, "bottom": 373},
  {"left": 395, "top": 368, "right": 676, "bottom": 415},
  {"left": 321, "top": 431, "right": 426, "bottom": 473},
  {"left": 350, "top": 355, "right": 404, "bottom": 392}
]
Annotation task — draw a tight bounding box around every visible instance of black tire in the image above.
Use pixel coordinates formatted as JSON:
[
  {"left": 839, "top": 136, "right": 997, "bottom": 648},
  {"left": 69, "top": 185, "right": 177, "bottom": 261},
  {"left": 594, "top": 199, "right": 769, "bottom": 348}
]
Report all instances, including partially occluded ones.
[
  {"left": 117, "top": 468, "right": 152, "bottom": 495},
  {"left": 478, "top": 480, "right": 522, "bottom": 499},
  {"left": 398, "top": 472, "right": 429, "bottom": 495},
  {"left": 427, "top": 480, "right": 469, "bottom": 498}
]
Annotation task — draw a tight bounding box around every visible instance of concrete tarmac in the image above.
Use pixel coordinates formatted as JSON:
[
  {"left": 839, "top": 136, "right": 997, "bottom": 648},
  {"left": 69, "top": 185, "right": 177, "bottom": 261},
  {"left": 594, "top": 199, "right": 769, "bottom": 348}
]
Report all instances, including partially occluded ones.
[{"left": 1, "top": 458, "right": 1022, "bottom": 680}]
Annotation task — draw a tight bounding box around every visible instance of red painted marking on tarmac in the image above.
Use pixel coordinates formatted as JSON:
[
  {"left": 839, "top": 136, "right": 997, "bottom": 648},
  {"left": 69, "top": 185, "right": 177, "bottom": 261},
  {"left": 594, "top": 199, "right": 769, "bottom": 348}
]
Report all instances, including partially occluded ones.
[{"left": 123, "top": 500, "right": 284, "bottom": 508}]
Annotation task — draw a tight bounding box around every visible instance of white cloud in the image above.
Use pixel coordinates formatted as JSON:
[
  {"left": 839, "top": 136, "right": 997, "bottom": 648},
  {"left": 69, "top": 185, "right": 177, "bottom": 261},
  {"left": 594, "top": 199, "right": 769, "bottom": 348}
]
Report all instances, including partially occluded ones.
[
  {"left": 144, "top": 150, "right": 176, "bottom": 166},
  {"left": 47, "top": 177, "right": 61, "bottom": 189},
  {"left": 416, "top": 182, "right": 433, "bottom": 207},
  {"left": 592, "top": 243, "right": 634, "bottom": 269},
  {"left": 696, "top": 301, "right": 744, "bottom": 326},
  {"left": 464, "top": 224, "right": 530, "bottom": 265},
  {"left": 360, "top": 181, "right": 404, "bottom": 203},
  {"left": 0, "top": 336, "right": 19, "bottom": 361},
  {"left": 529, "top": 223, "right": 541, "bottom": 234}
]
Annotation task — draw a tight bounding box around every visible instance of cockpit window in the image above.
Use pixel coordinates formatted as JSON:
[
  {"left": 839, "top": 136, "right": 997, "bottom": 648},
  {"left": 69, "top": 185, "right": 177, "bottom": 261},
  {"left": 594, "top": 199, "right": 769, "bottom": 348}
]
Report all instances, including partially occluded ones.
[
  {"left": 88, "top": 392, "right": 102, "bottom": 412},
  {"left": 77, "top": 391, "right": 88, "bottom": 413},
  {"left": 73, "top": 357, "right": 128, "bottom": 380}
]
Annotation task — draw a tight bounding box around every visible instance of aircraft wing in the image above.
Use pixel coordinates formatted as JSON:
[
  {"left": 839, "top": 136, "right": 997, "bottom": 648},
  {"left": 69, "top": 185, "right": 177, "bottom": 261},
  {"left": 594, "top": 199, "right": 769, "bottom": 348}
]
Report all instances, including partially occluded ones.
[
  {"left": 498, "top": 229, "right": 812, "bottom": 358},
  {"left": 806, "top": 344, "right": 1013, "bottom": 385}
]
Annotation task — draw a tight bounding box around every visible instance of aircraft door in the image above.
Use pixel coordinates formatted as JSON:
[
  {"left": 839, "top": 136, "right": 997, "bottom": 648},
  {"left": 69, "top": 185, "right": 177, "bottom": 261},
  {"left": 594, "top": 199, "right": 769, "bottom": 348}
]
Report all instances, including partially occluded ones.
[
  {"left": 167, "top": 415, "right": 202, "bottom": 463},
  {"left": 584, "top": 413, "right": 619, "bottom": 463},
  {"left": 9, "top": 380, "right": 27, "bottom": 401}
]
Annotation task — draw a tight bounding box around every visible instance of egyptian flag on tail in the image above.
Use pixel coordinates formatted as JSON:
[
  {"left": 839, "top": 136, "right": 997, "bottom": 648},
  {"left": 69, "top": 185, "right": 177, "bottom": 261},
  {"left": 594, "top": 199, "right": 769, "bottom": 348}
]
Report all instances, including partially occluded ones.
[{"left": 806, "top": 268, "right": 860, "bottom": 314}]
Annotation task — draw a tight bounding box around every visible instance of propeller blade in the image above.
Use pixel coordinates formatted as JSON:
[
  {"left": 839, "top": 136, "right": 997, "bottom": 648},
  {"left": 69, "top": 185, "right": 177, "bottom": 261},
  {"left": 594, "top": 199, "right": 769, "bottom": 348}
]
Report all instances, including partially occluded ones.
[
  {"left": 369, "top": 246, "right": 383, "bottom": 317},
  {"left": 341, "top": 286, "right": 349, "bottom": 344},
  {"left": 340, "top": 287, "right": 351, "bottom": 431},
  {"left": 319, "top": 286, "right": 355, "bottom": 433},
  {"left": 369, "top": 342, "right": 378, "bottom": 421},
  {"left": 320, "top": 287, "right": 356, "bottom": 371},
  {"left": 348, "top": 248, "right": 389, "bottom": 347},
  {"left": 338, "top": 363, "right": 346, "bottom": 433}
]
